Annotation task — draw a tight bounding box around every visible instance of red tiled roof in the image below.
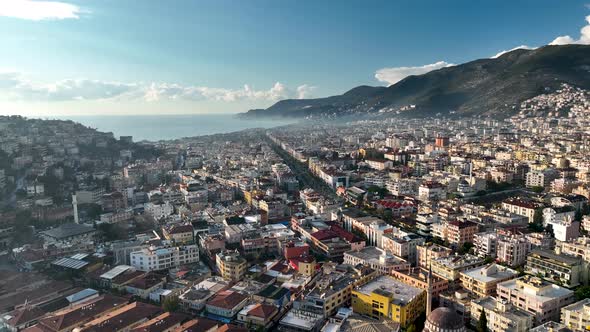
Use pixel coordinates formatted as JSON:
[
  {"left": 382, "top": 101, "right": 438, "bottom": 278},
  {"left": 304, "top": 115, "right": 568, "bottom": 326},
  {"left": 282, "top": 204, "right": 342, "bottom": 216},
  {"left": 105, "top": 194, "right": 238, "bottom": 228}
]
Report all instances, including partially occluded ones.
[
  {"left": 167, "top": 225, "right": 194, "bottom": 234},
  {"left": 310, "top": 229, "right": 338, "bottom": 241},
  {"left": 206, "top": 291, "right": 246, "bottom": 310},
  {"left": 247, "top": 304, "right": 277, "bottom": 319},
  {"left": 217, "top": 324, "right": 248, "bottom": 332},
  {"left": 131, "top": 312, "right": 189, "bottom": 332},
  {"left": 171, "top": 318, "right": 218, "bottom": 332}
]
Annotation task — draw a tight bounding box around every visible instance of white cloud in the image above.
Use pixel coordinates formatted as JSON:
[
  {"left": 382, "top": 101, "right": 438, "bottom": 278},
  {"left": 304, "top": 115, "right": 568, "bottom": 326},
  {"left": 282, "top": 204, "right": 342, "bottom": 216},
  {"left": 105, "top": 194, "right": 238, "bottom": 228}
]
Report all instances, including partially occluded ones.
[
  {"left": 0, "top": 0, "right": 82, "bottom": 21},
  {"left": 492, "top": 45, "right": 536, "bottom": 58},
  {"left": 296, "top": 84, "right": 316, "bottom": 99},
  {"left": 550, "top": 15, "right": 590, "bottom": 45},
  {"left": 0, "top": 72, "right": 314, "bottom": 103},
  {"left": 375, "top": 61, "right": 453, "bottom": 85}
]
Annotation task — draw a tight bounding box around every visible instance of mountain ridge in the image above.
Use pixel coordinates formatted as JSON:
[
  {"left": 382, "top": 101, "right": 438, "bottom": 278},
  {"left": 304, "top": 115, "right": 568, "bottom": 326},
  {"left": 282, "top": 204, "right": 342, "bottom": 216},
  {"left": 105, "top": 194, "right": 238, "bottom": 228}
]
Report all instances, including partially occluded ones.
[{"left": 240, "top": 45, "right": 590, "bottom": 119}]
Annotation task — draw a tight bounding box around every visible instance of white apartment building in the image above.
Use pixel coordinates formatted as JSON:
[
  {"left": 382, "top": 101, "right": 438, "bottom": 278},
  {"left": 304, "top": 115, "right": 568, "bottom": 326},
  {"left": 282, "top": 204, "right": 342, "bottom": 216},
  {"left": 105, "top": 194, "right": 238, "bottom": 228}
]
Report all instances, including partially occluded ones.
[
  {"left": 501, "top": 198, "right": 543, "bottom": 223},
  {"left": 474, "top": 232, "right": 498, "bottom": 258},
  {"left": 418, "top": 181, "right": 447, "bottom": 201},
  {"left": 526, "top": 169, "right": 558, "bottom": 188},
  {"left": 559, "top": 236, "right": 590, "bottom": 262},
  {"left": 496, "top": 276, "right": 575, "bottom": 324},
  {"left": 130, "top": 245, "right": 199, "bottom": 271},
  {"left": 560, "top": 298, "right": 590, "bottom": 331},
  {"left": 386, "top": 178, "right": 419, "bottom": 196},
  {"left": 548, "top": 219, "right": 580, "bottom": 242},
  {"left": 470, "top": 297, "right": 533, "bottom": 332},
  {"left": 496, "top": 234, "right": 531, "bottom": 266},
  {"left": 144, "top": 202, "right": 174, "bottom": 219}
]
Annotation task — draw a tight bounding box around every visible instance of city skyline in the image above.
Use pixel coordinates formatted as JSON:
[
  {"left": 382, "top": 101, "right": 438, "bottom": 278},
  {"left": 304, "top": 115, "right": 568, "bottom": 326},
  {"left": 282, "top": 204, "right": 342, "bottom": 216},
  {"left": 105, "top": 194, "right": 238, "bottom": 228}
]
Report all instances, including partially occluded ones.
[{"left": 0, "top": 0, "right": 589, "bottom": 116}]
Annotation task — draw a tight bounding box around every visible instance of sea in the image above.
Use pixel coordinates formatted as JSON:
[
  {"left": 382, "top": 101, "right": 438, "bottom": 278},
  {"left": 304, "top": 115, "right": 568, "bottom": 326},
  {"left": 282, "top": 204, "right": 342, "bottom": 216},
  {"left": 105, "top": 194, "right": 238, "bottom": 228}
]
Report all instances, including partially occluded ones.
[{"left": 51, "top": 114, "right": 295, "bottom": 141}]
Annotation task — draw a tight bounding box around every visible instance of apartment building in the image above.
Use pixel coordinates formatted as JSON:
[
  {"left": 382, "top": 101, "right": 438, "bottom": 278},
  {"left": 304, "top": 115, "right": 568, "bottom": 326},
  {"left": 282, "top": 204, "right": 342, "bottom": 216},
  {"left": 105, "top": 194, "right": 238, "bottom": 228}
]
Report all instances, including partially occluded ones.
[
  {"left": 473, "top": 232, "right": 498, "bottom": 258},
  {"left": 501, "top": 198, "right": 544, "bottom": 223},
  {"left": 343, "top": 246, "right": 410, "bottom": 274},
  {"left": 470, "top": 297, "right": 534, "bottom": 332},
  {"left": 496, "top": 276, "right": 575, "bottom": 324},
  {"left": 418, "top": 181, "right": 447, "bottom": 201},
  {"left": 216, "top": 250, "right": 248, "bottom": 281},
  {"left": 496, "top": 234, "right": 531, "bottom": 266},
  {"left": 351, "top": 275, "right": 425, "bottom": 328},
  {"left": 560, "top": 298, "right": 590, "bottom": 331},
  {"left": 431, "top": 254, "right": 485, "bottom": 281},
  {"left": 525, "top": 249, "right": 587, "bottom": 289},
  {"left": 432, "top": 220, "right": 479, "bottom": 248},
  {"left": 130, "top": 245, "right": 199, "bottom": 271},
  {"left": 460, "top": 264, "right": 518, "bottom": 298},
  {"left": 417, "top": 243, "right": 453, "bottom": 268}
]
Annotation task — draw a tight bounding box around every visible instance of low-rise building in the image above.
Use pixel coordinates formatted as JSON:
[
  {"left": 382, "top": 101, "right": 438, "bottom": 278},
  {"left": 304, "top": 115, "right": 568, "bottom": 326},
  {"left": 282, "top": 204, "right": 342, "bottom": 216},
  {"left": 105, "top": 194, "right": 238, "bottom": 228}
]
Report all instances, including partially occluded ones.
[
  {"left": 179, "top": 277, "right": 229, "bottom": 312},
  {"left": 205, "top": 290, "right": 249, "bottom": 320},
  {"left": 40, "top": 223, "right": 97, "bottom": 246},
  {"left": 237, "top": 303, "right": 279, "bottom": 330}
]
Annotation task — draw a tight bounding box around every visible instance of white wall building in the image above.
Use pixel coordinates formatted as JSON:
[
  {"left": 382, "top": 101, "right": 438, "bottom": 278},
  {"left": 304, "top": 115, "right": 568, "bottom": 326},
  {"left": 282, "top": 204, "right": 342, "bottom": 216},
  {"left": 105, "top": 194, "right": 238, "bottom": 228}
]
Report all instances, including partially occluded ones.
[{"left": 130, "top": 245, "right": 199, "bottom": 271}]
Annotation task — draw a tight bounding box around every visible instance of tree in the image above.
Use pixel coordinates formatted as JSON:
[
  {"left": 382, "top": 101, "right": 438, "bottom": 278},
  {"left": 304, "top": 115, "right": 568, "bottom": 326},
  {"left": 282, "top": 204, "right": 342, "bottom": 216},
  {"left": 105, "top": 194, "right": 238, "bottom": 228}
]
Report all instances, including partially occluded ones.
[
  {"left": 163, "top": 296, "right": 180, "bottom": 312},
  {"left": 575, "top": 286, "right": 590, "bottom": 301},
  {"left": 406, "top": 324, "right": 417, "bottom": 332},
  {"left": 477, "top": 310, "right": 488, "bottom": 332},
  {"left": 545, "top": 224, "right": 554, "bottom": 237},
  {"left": 458, "top": 242, "right": 474, "bottom": 255},
  {"left": 382, "top": 209, "right": 393, "bottom": 223}
]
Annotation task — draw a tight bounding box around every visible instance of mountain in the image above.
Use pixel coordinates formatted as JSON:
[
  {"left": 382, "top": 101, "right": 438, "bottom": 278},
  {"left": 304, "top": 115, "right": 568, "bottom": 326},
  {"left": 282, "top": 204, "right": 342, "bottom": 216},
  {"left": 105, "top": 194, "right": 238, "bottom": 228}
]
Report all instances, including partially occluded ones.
[{"left": 240, "top": 45, "right": 590, "bottom": 119}]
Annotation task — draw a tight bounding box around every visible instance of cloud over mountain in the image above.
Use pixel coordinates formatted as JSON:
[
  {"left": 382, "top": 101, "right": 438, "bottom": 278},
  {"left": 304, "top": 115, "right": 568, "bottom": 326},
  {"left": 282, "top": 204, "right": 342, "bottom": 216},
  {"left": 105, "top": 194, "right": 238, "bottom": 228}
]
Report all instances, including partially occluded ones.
[
  {"left": 375, "top": 61, "right": 454, "bottom": 85},
  {"left": 550, "top": 15, "right": 590, "bottom": 45}
]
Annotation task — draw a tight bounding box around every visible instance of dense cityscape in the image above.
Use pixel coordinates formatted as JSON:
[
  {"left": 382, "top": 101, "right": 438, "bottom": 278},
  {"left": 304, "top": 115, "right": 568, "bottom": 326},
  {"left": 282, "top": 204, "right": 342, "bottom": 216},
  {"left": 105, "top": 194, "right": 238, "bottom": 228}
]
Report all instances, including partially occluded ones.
[
  {"left": 0, "top": 88, "right": 590, "bottom": 332},
  {"left": 2, "top": 2, "right": 590, "bottom": 332}
]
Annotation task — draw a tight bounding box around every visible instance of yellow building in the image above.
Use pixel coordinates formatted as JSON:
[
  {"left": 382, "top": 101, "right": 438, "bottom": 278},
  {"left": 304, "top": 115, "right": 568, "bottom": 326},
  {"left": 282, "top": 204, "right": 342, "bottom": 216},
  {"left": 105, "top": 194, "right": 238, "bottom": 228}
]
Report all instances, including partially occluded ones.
[
  {"left": 351, "top": 275, "right": 425, "bottom": 328},
  {"left": 216, "top": 250, "right": 248, "bottom": 281}
]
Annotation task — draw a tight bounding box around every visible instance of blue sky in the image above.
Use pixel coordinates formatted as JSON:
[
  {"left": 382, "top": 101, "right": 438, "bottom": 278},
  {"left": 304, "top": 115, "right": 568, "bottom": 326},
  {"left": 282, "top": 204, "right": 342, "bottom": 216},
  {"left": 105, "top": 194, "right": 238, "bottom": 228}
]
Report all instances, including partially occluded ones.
[{"left": 0, "top": 0, "right": 589, "bottom": 116}]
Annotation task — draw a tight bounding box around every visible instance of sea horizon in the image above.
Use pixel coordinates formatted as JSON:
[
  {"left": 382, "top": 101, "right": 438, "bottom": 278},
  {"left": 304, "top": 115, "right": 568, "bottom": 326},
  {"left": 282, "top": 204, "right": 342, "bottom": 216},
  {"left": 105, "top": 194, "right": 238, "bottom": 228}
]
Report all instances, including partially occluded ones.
[{"left": 40, "top": 114, "right": 295, "bottom": 142}]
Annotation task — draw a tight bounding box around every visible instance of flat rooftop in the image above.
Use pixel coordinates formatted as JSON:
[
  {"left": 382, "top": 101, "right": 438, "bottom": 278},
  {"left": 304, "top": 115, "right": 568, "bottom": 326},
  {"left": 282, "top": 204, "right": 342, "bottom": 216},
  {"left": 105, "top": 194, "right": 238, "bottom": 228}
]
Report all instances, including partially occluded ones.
[
  {"left": 355, "top": 275, "right": 422, "bottom": 306},
  {"left": 561, "top": 298, "right": 590, "bottom": 313},
  {"left": 461, "top": 264, "right": 517, "bottom": 283},
  {"left": 498, "top": 277, "right": 573, "bottom": 302},
  {"left": 345, "top": 246, "right": 407, "bottom": 266},
  {"left": 473, "top": 296, "right": 534, "bottom": 321}
]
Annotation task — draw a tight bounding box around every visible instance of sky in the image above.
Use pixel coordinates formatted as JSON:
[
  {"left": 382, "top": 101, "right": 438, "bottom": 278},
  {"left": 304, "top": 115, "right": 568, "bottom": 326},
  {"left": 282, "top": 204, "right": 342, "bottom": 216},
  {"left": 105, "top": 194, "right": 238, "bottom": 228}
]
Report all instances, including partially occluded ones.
[{"left": 0, "top": 0, "right": 589, "bottom": 116}]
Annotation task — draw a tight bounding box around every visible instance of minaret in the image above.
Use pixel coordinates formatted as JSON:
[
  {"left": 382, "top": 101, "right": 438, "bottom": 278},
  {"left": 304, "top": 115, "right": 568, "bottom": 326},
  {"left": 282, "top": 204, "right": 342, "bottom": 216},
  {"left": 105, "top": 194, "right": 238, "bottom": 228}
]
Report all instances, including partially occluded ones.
[
  {"left": 72, "top": 194, "right": 79, "bottom": 224},
  {"left": 426, "top": 263, "right": 433, "bottom": 316}
]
